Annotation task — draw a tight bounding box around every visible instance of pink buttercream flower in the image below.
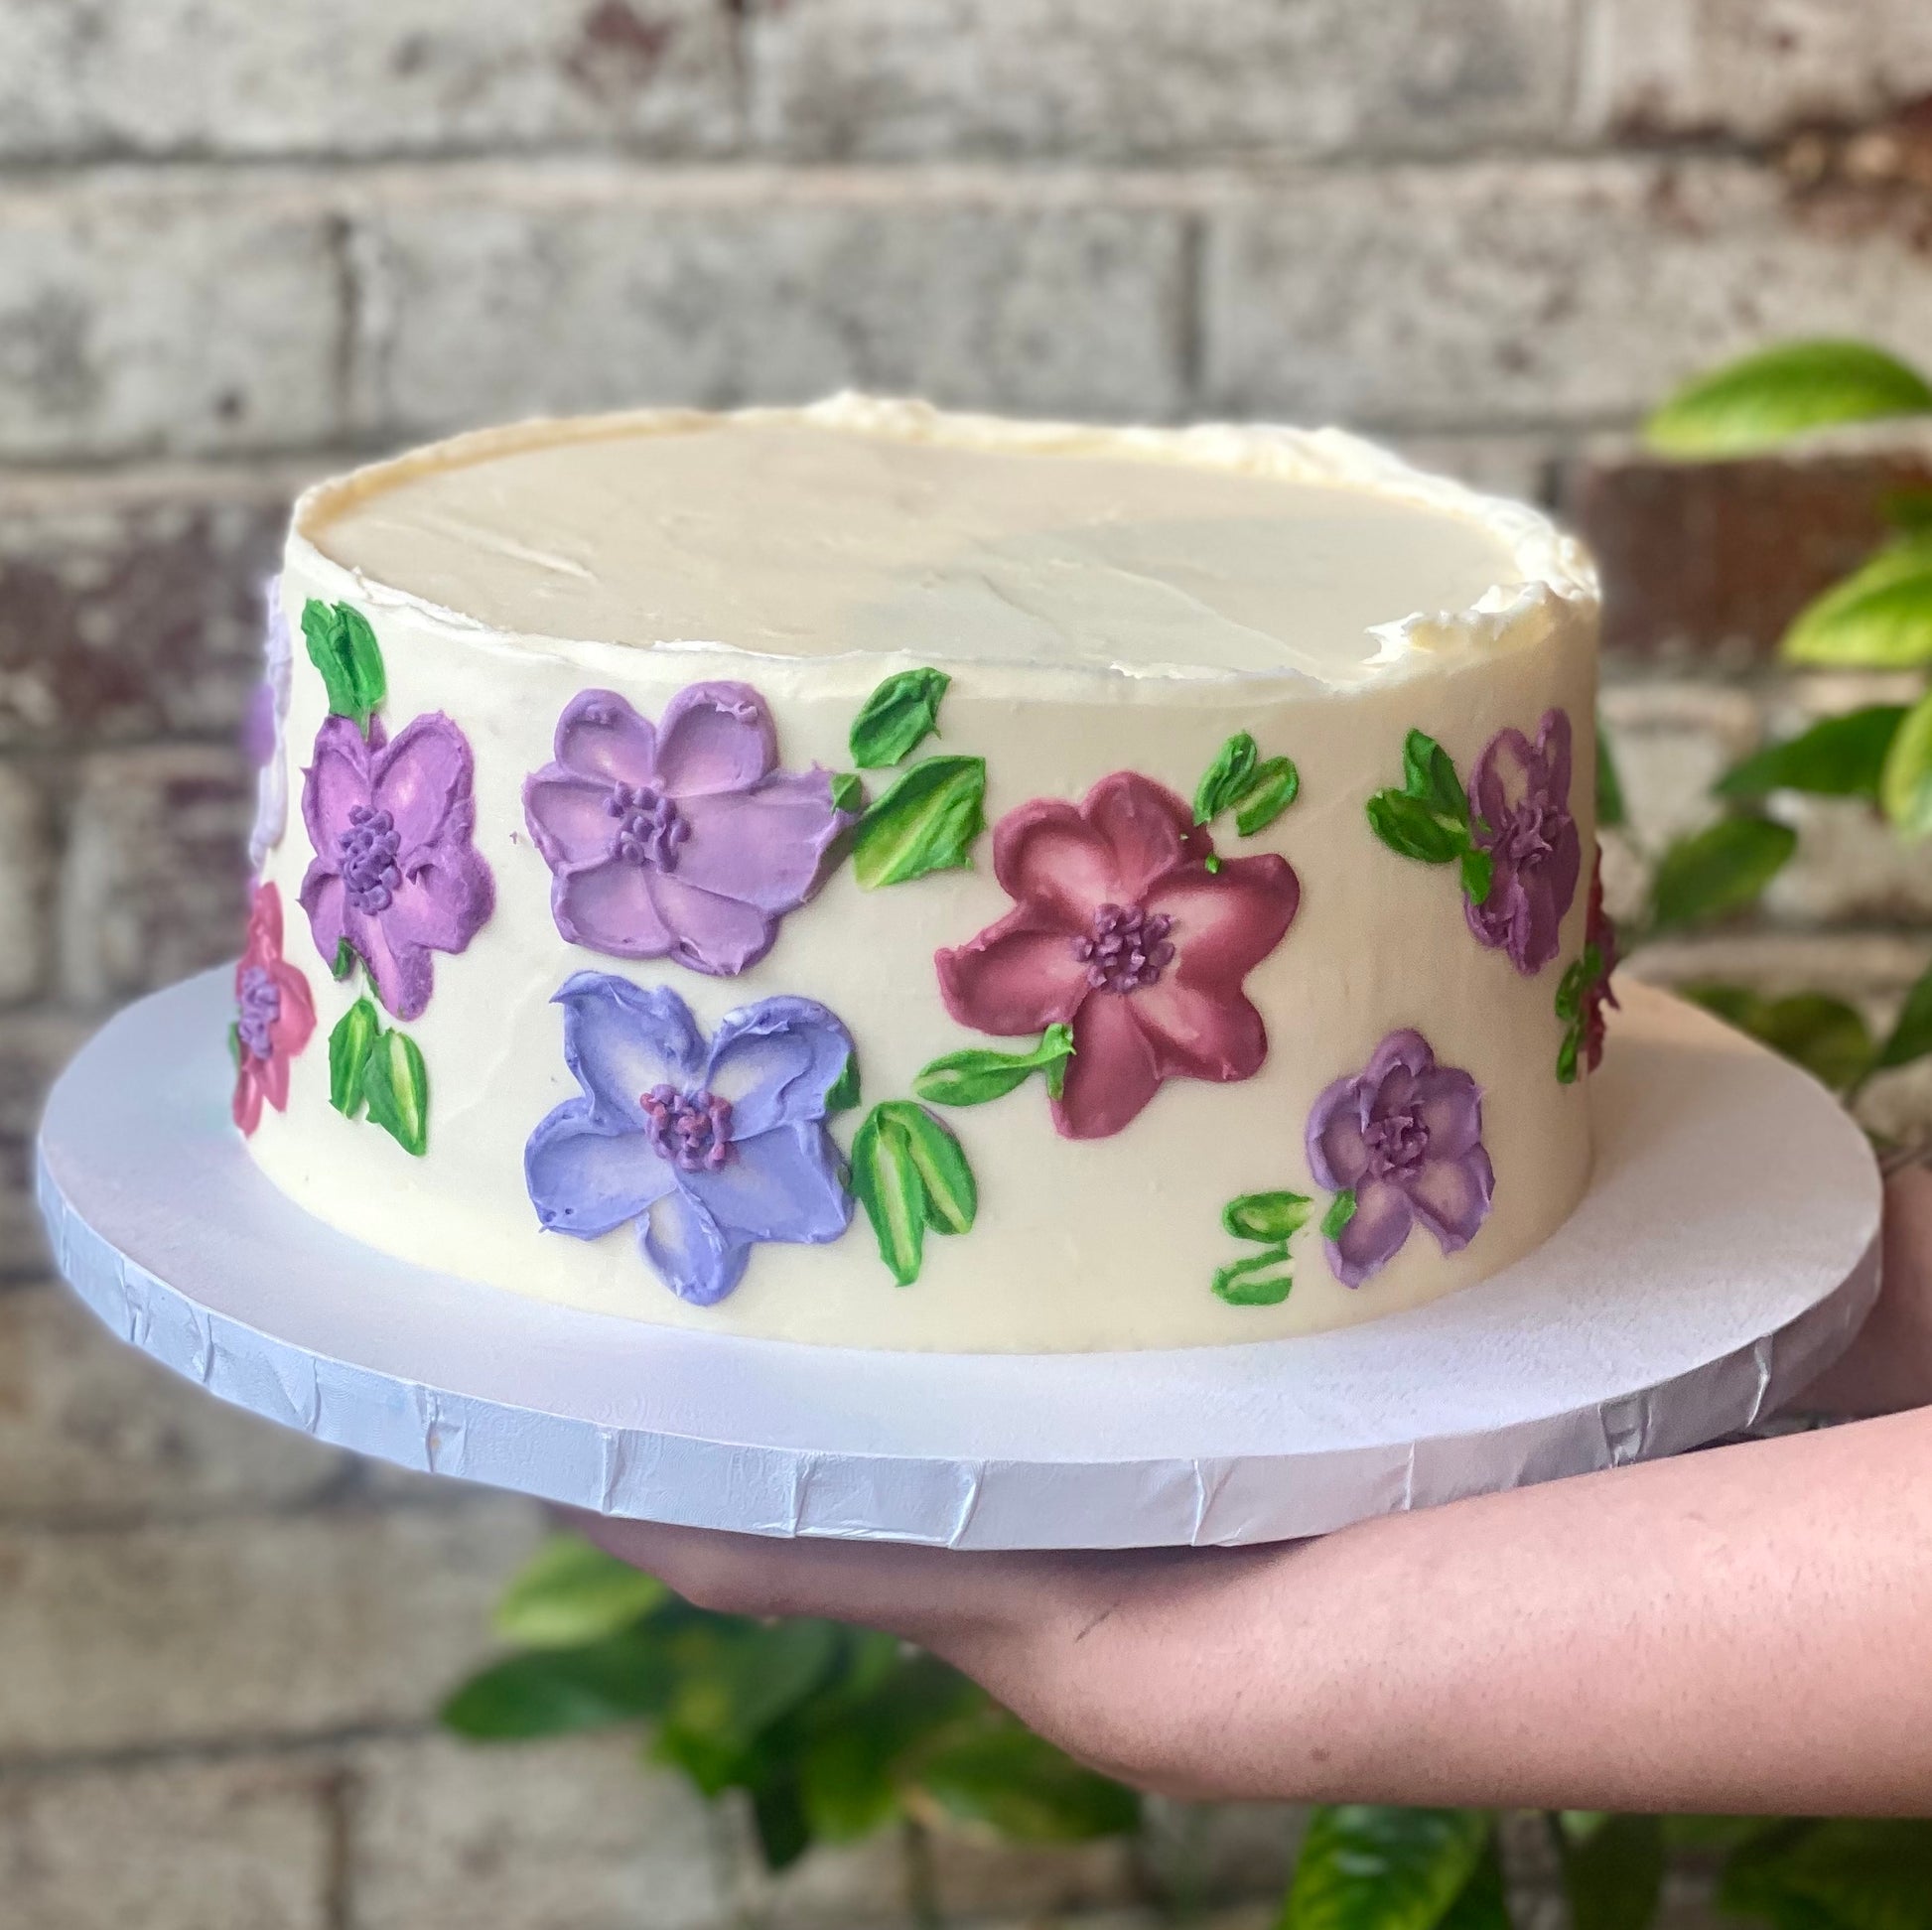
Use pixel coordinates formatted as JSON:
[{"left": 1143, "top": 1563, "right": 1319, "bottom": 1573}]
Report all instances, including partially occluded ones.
[
  {"left": 935, "top": 772, "right": 1301, "bottom": 1140},
  {"left": 232, "top": 882, "right": 316, "bottom": 1136},
  {"left": 298, "top": 712, "right": 495, "bottom": 1021},
  {"left": 522, "top": 684, "right": 849, "bottom": 977}
]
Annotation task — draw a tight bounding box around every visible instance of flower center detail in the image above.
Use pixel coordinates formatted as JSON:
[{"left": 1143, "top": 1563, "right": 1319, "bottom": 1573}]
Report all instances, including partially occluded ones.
[
  {"left": 641, "top": 1085, "right": 735, "bottom": 1172},
  {"left": 608, "top": 784, "right": 689, "bottom": 871},
  {"left": 338, "top": 806, "right": 404, "bottom": 914},
  {"left": 236, "top": 964, "right": 281, "bottom": 1061},
  {"left": 1364, "top": 1110, "right": 1430, "bottom": 1179},
  {"left": 1497, "top": 798, "right": 1559, "bottom": 871},
  {"left": 1071, "top": 902, "right": 1175, "bottom": 995}
]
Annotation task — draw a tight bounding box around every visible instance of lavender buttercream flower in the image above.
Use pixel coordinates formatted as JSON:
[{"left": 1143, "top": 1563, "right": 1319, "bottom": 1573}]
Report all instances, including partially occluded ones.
[
  {"left": 523, "top": 684, "right": 849, "bottom": 978},
  {"left": 245, "top": 580, "right": 294, "bottom": 873},
  {"left": 525, "top": 973, "right": 855, "bottom": 1306},
  {"left": 1306, "top": 1030, "right": 1494, "bottom": 1288},
  {"left": 1464, "top": 707, "right": 1582, "bottom": 976},
  {"left": 298, "top": 711, "right": 495, "bottom": 1021}
]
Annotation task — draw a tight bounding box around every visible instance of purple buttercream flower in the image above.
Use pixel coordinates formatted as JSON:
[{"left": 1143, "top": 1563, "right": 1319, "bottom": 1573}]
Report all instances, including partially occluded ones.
[
  {"left": 1464, "top": 707, "right": 1582, "bottom": 976},
  {"left": 522, "top": 684, "right": 850, "bottom": 978},
  {"left": 245, "top": 580, "right": 294, "bottom": 874},
  {"left": 1306, "top": 1030, "right": 1494, "bottom": 1288},
  {"left": 524, "top": 972, "right": 855, "bottom": 1306},
  {"left": 298, "top": 711, "right": 495, "bottom": 1021}
]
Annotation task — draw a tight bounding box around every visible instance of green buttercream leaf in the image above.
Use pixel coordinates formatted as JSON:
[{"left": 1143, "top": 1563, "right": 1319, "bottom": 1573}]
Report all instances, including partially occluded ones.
[
  {"left": 226, "top": 1023, "right": 242, "bottom": 1070},
  {"left": 1557, "top": 1025, "right": 1583, "bottom": 1085},
  {"left": 1193, "top": 732, "right": 1260, "bottom": 825},
  {"left": 361, "top": 1028, "right": 430, "bottom": 1156},
  {"left": 1321, "top": 1190, "right": 1357, "bottom": 1241},
  {"left": 1459, "top": 846, "right": 1494, "bottom": 905},
  {"left": 829, "top": 771, "right": 868, "bottom": 815},
  {"left": 1879, "top": 686, "right": 1932, "bottom": 836},
  {"left": 1212, "top": 1248, "right": 1294, "bottom": 1306},
  {"left": 850, "top": 1106, "right": 925, "bottom": 1285},
  {"left": 825, "top": 1051, "right": 861, "bottom": 1115},
  {"left": 848, "top": 668, "right": 951, "bottom": 769},
  {"left": 851, "top": 756, "right": 987, "bottom": 889},
  {"left": 301, "top": 598, "right": 386, "bottom": 731},
  {"left": 1221, "top": 1190, "right": 1313, "bottom": 1243},
  {"left": 1282, "top": 1805, "right": 1492, "bottom": 1930},
  {"left": 1596, "top": 718, "right": 1627, "bottom": 828},
  {"left": 1648, "top": 816, "right": 1797, "bottom": 931},
  {"left": 1644, "top": 339, "right": 1932, "bottom": 458},
  {"left": 1876, "top": 957, "right": 1932, "bottom": 1071},
  {"left": 888, "top": 1103, "right": 978, "bottom": 1236},
  {"left": 1554, "top": 944, "right": 1601, "bottom": 1026},
  {"left": 332, "top": 936, "right": 359, "bottom": 981},
  {"left": 1781, "top": 535, "right": 1932, "bottom": 668},
  {"left": 912, "top": 1025, "right": 1076, "bottom": 1107},
  {"left": 1716, "top": 705, "right": 1906, "bottom": 804},
  {"left": 1233, "top": 756, "right": 1301, "bottom": 834},
  {"left": 1402, "top": 729, "right": 1468, "bottom": 826},
  {"left": 1367, "top": 788, "right": 1466, "bottom": 866},
  {"left": 328, "top": 998, "right": 380, "bottom": 1118}
]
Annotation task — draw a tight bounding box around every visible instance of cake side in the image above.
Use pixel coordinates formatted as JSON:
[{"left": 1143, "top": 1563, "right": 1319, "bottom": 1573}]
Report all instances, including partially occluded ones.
[{"left": 237, "top": 398, "right": 1603, "bottom": 1352}]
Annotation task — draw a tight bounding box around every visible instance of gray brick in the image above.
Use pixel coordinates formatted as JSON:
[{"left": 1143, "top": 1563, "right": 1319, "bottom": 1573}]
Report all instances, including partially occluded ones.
[
  {"left": 57, "top": 744, "right": 252, "bottom": 1010},
  {"left": 0, "top": 1496, "right": 542, "bottom": 1756},
  {"left": 1201, "top": 157, "right": 1932, "bottom": 430},
  {"left": 348, "top": 1731, "right": 728, "bottom": 1930},
  {"left": 347, "top": 167, "right": 1190, "bottom": 437},
  {"left": 0, "top": 174, "right": 342, "bottom": 461},
  {"left": 1578, "top": 0, "right": 1932, "bottom": 140},
  {"left": 0, "top": 1012, "right": 93, "bottom": 1281},
  {"left": 0, "top": 761, "right": 49, "bottom": 1002},
  {"left": 0, "top": 1756, "right": 333, "bottom": 1930},
  {"left": 745, "top": 0, "right": 1575, "bottom": 163},
  {"left": 0, "top": 0, "right": 738, "bottom": 161},
  {"left": 0, "top": 1282, "right": 343, "bottom": 1523},
  {"left": 0, "top": 464, "right": 301, "bottom": 750}
]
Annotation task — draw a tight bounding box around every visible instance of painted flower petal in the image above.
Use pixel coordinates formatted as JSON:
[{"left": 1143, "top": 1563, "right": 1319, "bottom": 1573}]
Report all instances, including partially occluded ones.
[
  {"left": 1405, "top": 1148, "right": 1495, "bottom": 1254},
  {"left": 1329, "top": 1178, "right": 1415, "bottom": 1287},
  {"left": 346, "top": 902, "right": 434, "bottom": 1022},
  {"left": 302, "top": 716, "right": 372, "bottom": 852},
  {"left": 705, "top": 998, "right": 855, "bottom": 1140},
  {"left": 935, "top": 907, "right": 1093, "bottom": 1037},
  {"left": 675, "top": 774, "right": 842, "bottom": 911},
  {"left": 555, "top": 690, "right": 659, "bottom": 787},
  {"left": 992, "top": 799, "right": 1122, "bottom": 928},
  {"left": 1470, "top": 724, "right": 1536, "bottom": 833},
  {"left": 267, "top": 959, "right": 316, "bottom": 1062},
  {"left": 644, "top": 871, "right": 779, "bottom": 976},
  {"left": 686, "top": 1122, "right": 853, "bottom": 1246},
  {"left": 297, "top": 865, "right": 348, "bottom": 968},
  {"left": 249, "top": 757, "right": 288, "bottom": 875},
  {"left": 1052, "top": 991, "right": 1162, "bottom": 1140},
  {"left": 374, "top": 712, "right": 474, "bottom": 853},
  {"left": 554, "top": 860, "right": 678, "bottom": 959},
  {"left": 655, "top": 682, "right": 777, "bottom": 797},
  {"left": 1126, "top": 978, "right": 1267, "bottom": 1083},
  {"left": 1083, "top": 772, "right": 1199, "bottom": 902},
  {"left": 232, "top": 1061, "right": 265, "bottom": 1136},
  {"left": 387, "top": 848, "right": 494, "bottom": 957},
  {"left": 1306, "top": 1072, "right": 1372, "bottom": 1191},
  {"left": 1538, "top": 708, "right": 1573, "bottom": 804},
  {"left": 244, "top": 880, "right": 285, "bottom": 963},
  {"left": 1408, "top": 1066, "right": 1483, "bottom": 1162},
  {"left": 556, "top": 972, "right": 707, "bottom": 1124},
  {"left": 643, "top": 1185, "right": 749, "bottom": 1307},
  {"left": 1360, "top": 1028, "right": 1436, "bottom": 1089},
  {"left": 1145, "top": 853, "right": 1300, "bottom": 995},
  {"left": 524, "top": 770, "right": 621, "bottom": 871},
  {"left": 526, "top": 1105, "right": 675, "bottom": 1239}
]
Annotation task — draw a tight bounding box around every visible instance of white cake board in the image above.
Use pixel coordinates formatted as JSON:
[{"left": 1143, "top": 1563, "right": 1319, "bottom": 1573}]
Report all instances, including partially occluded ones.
[{"left": 37, "top": 971, "right": 1880, "bottom": 1549}]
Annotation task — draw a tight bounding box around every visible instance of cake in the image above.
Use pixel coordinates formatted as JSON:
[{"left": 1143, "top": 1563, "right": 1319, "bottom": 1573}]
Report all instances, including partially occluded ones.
[{"left": 235, "top": 395, "right": 1606, "bottom": 1352}]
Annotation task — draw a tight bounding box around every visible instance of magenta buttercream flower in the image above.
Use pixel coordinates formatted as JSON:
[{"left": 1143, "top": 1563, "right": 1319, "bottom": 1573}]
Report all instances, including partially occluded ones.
[
  {"left": 1464, "top": 707, "right": 1581, "bottom": 976},
  {"left": 935, "top": 771, "right": 1301, "bottom": 1140},
  {"left": 232, "top": 882, "right": 316, "bottom": 1136},
  {"left": 523, "top": 684, "right": 848, "bottom": 978},
  {"left": 1307, "top": 1030, "right": 1494, "bottom": 1288},
  {"left": 299, "top": 712, "right": 495, "bottom": 1021}
]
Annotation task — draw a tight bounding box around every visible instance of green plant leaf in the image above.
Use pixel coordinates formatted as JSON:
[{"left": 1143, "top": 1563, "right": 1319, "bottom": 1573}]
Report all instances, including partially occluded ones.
[
  {"left": 1222, "top": 1190, "right": 1314, "bottom": 1243},
  {"left": 678, "top": 1618, "right": 846, "bottom": 1752},
  {"left": 1212, "top": 1245, "right": 1295, "bottom": 1307},
  {"left": 1682, "top": 986, "right": 1873, "bottom": 1091},
  {"left": 889, "top": 1102, "right": 978, "bottom": 1236},
  {"left": 825, "top": 1050, "right": 861, "bottom": 1115},
  {"left": 1882, "top": 487, "right": 1932, "bottom": 533},
  {"left": 1195, "top": 732, "right": 1260, "bottom": 824},
  {"left": 1367, "top": 788, "right": 1468, "bottom": 866},
  {"left": 852, "top": 756, "right": 988, "bottom": 888},
  {"left": 912, "top": 1026, "right": 1075, "bottom": 1107},
  {"left": 1460, "top": 848, "right": 1494, "bottom": 905},
  {"left": 1439, "top": 1836, "right": 1512, "bottom": 1930},
  {"left": 361, "top": 1028, "right": 430, "bottom": 1156},
  {"left": 1321, "top": 1191, "right": 1357, "bottom": 1241},
  {"left": 440, "top": 1634, "right": 676, "bottom": 1740},
  {"left": 1403, "top": 730, "right": 1468, "bottom": 826},
  {"left": 1648, "top": 817, "right": 1797, "bottom": 931},
  {"left": 1875, "top": 957, "right": 1932, "bottom": 1071},
  {"left": 1282, "top": 1807, "right": 1491, "bottom": 1930},
  {"left": 1556, "top": 1813, "right": 1665, "bottom": 1930},
  {"left": 916, "top": 1723, "right": 1139, "bottom": 1843},
  {"left": 327, "top": 998, "right": 380, "bottom": 1118},
  {"left": 1235, "top": 756, "right": 1302, "bottom": 834},
  {"left": 492, "top": 1536, "right": 667, "bottom": 1649},
  {"left": 1644, "top": 340, "right": 1932, "bottom": 458},
  {"left": 750, "top": 1773, "right": 813, "bottom": 1871},
  {"left": 1782, "top": 537, "right": 1932, "bottom": 669},
  {"left": 1717, "top": 706, "right": 1907, "bottom": 803},
  {"left": 851, "top": 1105, "right": 925, "bottom": 1285},
  {"left": 829, "top": 771, "right": 867, "bottom": 815},
  {"left": 301, "top": 598, "right": 387, "bottom": 731},
  {"left": 849, "top": 668, "right": 952, "bottom": 769},
  {"left": 1720, "top": 1818, "right": 1932, "bottom": 1930},
  {"left": 1880, "top": 686, "right": 1932, "bottom": 836},
  {"left": 1596, "top": 720, "right": 1627, "bottom": 829}
]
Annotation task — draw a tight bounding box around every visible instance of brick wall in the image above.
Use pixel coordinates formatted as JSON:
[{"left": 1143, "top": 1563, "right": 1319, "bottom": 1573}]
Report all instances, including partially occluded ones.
[{"left": 4, "top": 3, "right": 1932, "bottom": 1923}]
